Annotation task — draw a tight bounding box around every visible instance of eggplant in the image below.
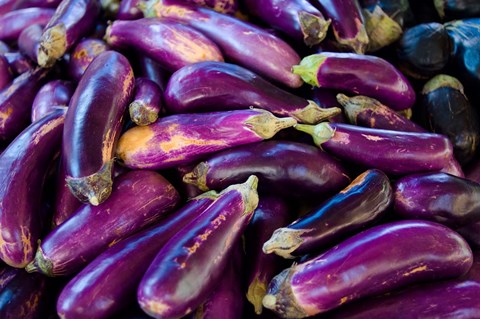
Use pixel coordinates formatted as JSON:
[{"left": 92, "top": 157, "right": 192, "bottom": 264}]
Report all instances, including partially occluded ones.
[
  {"left": 295, "top": 122, "right": 460, "bottom": 176},
  {"left": 363, "top": 5, "right": 403, "bottom": 52},
  {"left": 293, "top": 52, "right": 416, "bottom": 110},
  {"left": 309, "top": 88, "right": 346, "bottom": 123},
  {"left": 31, "top": 79, "right": 74, "bottom": 122},
  {"left": 117, "top": 0, "right": 143, "bottom": 19},
  {"left": 0, "top": 55, "right": 11, "bottom": 91},
  {"left": 0, "top": 108, "right": 65, "bottom": 268},
  {"left": 0, "top": 266, "right": 19, "bottom": 291},
  {"left": 3, "top": 52, "right": 33, "bottom": 75},
  {"left": 0, "top": 41, "right": 9, "bottom": 54},
  {"left": 56, "top": 192, "right": 217, "bottom": 319},
  {"left": 183, "top": 0, "right": 238, "bottom": 14},
  {"left": 0, "top": 0, "right": 16, "bottom": 16},
  {"left": 116, "top": 109, "right": 297, "bottom": 170},
  {"left": 63, "top": 51, "right": 134, "bottom": 206},
  {"left": 129, "top": 77, "right": 163, "bottom": 126},
  {"left": 67, "top": 38, "right": 109, "bottom": 82},
  {"left": 37, "top": 0, "right": 101, "bottom": 67},
  {"left": 164, "top": 62, "right": 340, "bottom": 124},
  {"left": 105, "top": 18, "right": 224, "bottom": 73},
  {"left": 142, "top": 0, "right": 303, "bottom": 88},
  {"left": 26, "top": 170, "right": 180, "bottom": 277},
  {"left": 435, "top": 0, "right": 480, "bottom": 20},
  {"left": 136, "top": 54, "right": 169, "bottom": 91},
  {"left": 137, "top": 176, "right": 258, "bottom": 319},
  {"left": 13, "top": 0, "right": 63, "bottom": 9},
  {"left": 183, "top": 140, "right": 350, "bottom": 199},
  {"left": 337, "top": 94, "right": 427, "bottom": 133},
  {"left": 262, "top": 220, "right": 473, "bottom": 318},
  {"left": 458, "top": 223, "right": 480, "bottom": 248},
  {"left": 17, "top": 24, "right": 43, "bottom": 64},
  {"left": 0, "top": 8, "right": 54, "bottom": 41}
]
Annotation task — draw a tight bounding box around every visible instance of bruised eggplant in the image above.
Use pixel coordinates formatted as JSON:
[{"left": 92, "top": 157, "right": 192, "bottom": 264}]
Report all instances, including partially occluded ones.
[
  {"left": 0, "top": 8, "right": 54, "bottom": 41},
  {"left": 67, "top": 38, "right": 109, "bottom": 82},
  {"left": 3, "top": 52, "right": 33, "bottom": 75},
  {"left": 136, "top": 54, "right": 169, "bottom": 91},
  {"left": 363, "top": 5, "right": 403, "bottom": 52},
  {"left": 31, "top": 79, "right": 74, "bottom": 122},
  {"left": 129, "top": 77, "right": 162, "bottom": 126}
]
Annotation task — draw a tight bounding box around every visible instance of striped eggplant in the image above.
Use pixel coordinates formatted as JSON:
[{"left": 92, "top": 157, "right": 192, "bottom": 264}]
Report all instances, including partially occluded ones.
[
  {"left": 0, "top": 266, "right": 19, "bottom": 291},
  {"left": 117, "top": 0, "right": 143, "bottom": 19},
  {"left": 63, "top": 51, "right": 134, "bottom": 206},
  {"left": 310, "top": 88, "right": 346, "bottom": 123},
  {"left": 26, "top": 170, "right": 180, "bottom": 277},
  {"left": 293, "top": 52, "right": 416, "bottom": 110},
  {"left": 37, "top": 0, "right": 100, "bottom": 67},
  {"left": 0, "top": 108, "right": 65, "bottom": 268},
  {"left": 0, "top": 8, "right": 54, "bottom": 41},
  {"left": 435, "top": 0, "right": 480, "bottom": 20},
  {"left": 68, "top": 38, "right": 109, "bottom": 82},
  {"left": 137, "top": 176, "right": 259, "bottom": 319},
  {"left": 164, "top": 62, "right": 340, "bottom": 124},
  {"left": 183, "top": 0, "right": 238, "bottom": 14},
  {"left": 0, "top": 55, "right": 10, "bottom": 91},
  {"left": 3, "top": 52, "right": 33, "bottom": 75},
  {"left": 142, "top": 0, "right": 303, "bottom": 88},
  {"left": 31, "top": 79, "right": 74, "bottom": 122},
  {"left": 0, "top": 0, "right": 16, "bottom": 16},
  {"left": 129, "top": 77, "right": 162, "bottom": 126},
  {"left": 18, "top": 24, "right": 43, "bottom": 63},
  {"left": 263, "top": 220, "right": 473, "bottom": 318},
  {"left": 116, "top": 109, "right": 297, "bottom": 170}
]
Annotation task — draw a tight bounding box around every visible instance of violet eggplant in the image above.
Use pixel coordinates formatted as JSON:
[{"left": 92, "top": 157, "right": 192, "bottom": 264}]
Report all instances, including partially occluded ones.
[
  {"left": 0, "top": 55, "right": 11, "bottom": 91},
  {"left": 295, "top": 122, "right": 460, "bottom": 176},
  {"left": 182, "top": 140, "right": 350, "bottom": 198},
  {"left": 0, "top": 8, "right": 54, "bottom": 41},
  {"left": 363, "top": 5, "right": 403, "bottom": 52},
  {"left": 37, "top": 0, "right": 101, "bottom": 67},
  {"left": 137, "top": 54, "right": 169, "bottom": 91},
  {"left": 293, "top": 52, "right": 416, "bottom": 110},
  {"left": 31, "top": 79, "right": 74, "bottom": 122},
  {"left": 129, "top": 77, "right": 163, "bottom": 126},
  {"left": 264, "top": 169, "right": 392, "bottom": 259},
  {"left": 164, "top": 61, "right": 340, "bottom": 124},
  {"left": 310, "top": 88, "right": 346, "bottom": 123},
  {"left": 183, "top": 0, "right": 238, "bottom": 14},
  {"left": 0, "top": 108, "right": 65, "bottom": 268},
  {"left": 117, "top": 0, "right": 143, "bottom": 19},
  {"left": 0, "top": 41, "right": 9, "bottom": 54},
  {"left": 116, "top": 109, "right": 297, "bottom": 170},
  {"left": 142, "top": 0, "right": 303, "bottom": 88},
  {"left": 3, "top": 52, "right": 33, "bottom": 75},
  {"left": 56, "top": 192, "right": 217, "bottom": 319},
  {"left": 336, "top": 94, "right": 427, "bottom": 133},
  {"left": 0, "top": 0, "right": 16, "bottom": 16},
  {"left": 137, "top": 176, "right": 259, "bottom": 319},
  {"left": 67, "top": 38, "right": 109, "bottom": 82},
  {"left": 310, "top": 0, "right": 369, "bottom": 54},
  {"left": 63, "top": 51, "right": 134, "bottom": 206},
  {"left": 263, "top": 220, "right": 473, "bottom": 318},
  {"left": 26, "top": 170, "right": 180, "bottom": 277},
  {"left": 17, "top": 24, "right": 43, "bottom": 64},
  {"left": 13, "top": 0, "right": 63, "bottom": 9},
  {"left": 435, "top": 0, "right": 480, "bottom": 20}
]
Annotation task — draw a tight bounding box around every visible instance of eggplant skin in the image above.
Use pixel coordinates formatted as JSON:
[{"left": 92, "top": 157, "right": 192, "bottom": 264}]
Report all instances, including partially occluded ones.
[{"left": 68, "top": 38, "right": 109, "bottom": 82}]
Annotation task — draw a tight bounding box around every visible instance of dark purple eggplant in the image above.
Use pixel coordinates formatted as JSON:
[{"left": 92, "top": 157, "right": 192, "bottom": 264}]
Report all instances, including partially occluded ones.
[
  {"left": 117, "top": 0, "right": 143, "bottom": 19},
  {"left": 129, "top": 77, "right": 163, "bottom": 126},
  {"left": 0, "top": 8, "right": 54, "bottom": 41},
  {"left": 63, "top": 51, "right": 134, "bottom": 206},
  {"left": 363, "top": 5, "right": 403, "bottom": 52},
  {"left": 17, "top": 24, "right": 43, "bottom": 64},
  {"left": 3, "top": 52, "right": 33, "bottom": 75},
  {"left": 164, "top": 62, "right": 340, "bottom": 124},
  {"left": 67, "top": 38, "right": 109, "bottom": 82},
  {"left": 293, "top": 52, "right": 416, "bottom": 110},
  {"left": 13, "top": 0, "right": 62, "bottom": 9},
  {"left": 309, "top": 88, "right": 346, "bottom": 123},
  {"left": 0, "top": 266, "right": 19, "bottom": 291},
  {"left": 136, "top": 54, "right": 169, "bottom": 91},
  {"left": 0, "top": 55, "right": 11, "bottom": 91},
  {"left": 31, "top": 79, "right": 74, "bottom": 122},
  {"left": 458, "top": 223, "right": 480, "bottom": 248},
  {"left": 435, "top": 0, "right": 480, "bottom": 20},
  {"left": 143, "top": 0, "right": 303, "bottom": 88},
  {"left": 56, "top": 192, "right": 217, "bottom": 319},
  {"left": 26, "top": 170, "right": 180, "bottom": 277},
  {"left": 137, "top": 176, "right": 259, "bottom": 319},
  {"left": 37, "top": 0, "right": 101, "bottom": 67},
  {"left": 263, "top": 220, "right": 473, "bottom": 318},
  {"left": 0, "top": 108, "right": 65, "bottom": 268}
]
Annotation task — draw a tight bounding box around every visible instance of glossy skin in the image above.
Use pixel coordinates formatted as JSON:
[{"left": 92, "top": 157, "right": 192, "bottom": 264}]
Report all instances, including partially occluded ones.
[
  {"left": 0, "top": 55, "right": 11, "bottom": 91},
  {"left": 27, "top": 170, "right": 180, "bottom": 277},
  {"left": 263, "top": 220, "right": 473, "bottom": 318},
  {"left": 57, "top": 194, "right": 216, "bottom": 319},
  {"left": 144, "top": 0, "right": 302, "bottom": 88},
  {"left": 137, "top": 54, "right": 169, "bottom": 91},
  {"left": 3, "top": 52, "right": 33, "bottom": 75},
  {"left": 31, "top": 80, "right": 74, "bottom": 122},
  {"left": 0, "top": 108, "right": 66, "bottom": 268},
  {"left": 18, "top": 24, "right": 43, "bottom": 63},
  {"left": 184, "top": 0, "right": 237, "bottom": 14},
  {"left": 117, "top": 0, "right": 143, "bottom": 19},
  {"left": 68, "top": 38, "right": 109, "bottom": 82},
  {"left": 0, "top": 8, "right": 54, "bottom": 41},
  {"left": 129, "top": 77, "right": 163, "bottom": 126},
  {"left": 13, "top": 0, "right": 62, "bottom": 9}
]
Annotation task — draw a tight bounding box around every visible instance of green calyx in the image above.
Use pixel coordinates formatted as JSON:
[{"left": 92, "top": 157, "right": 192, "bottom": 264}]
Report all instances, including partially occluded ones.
[
  {"left": 292, "top": 54, "right": 328, "bottom": 87},
  {"left": 422, "top": 74, "right": 465, "bottom": 95}
]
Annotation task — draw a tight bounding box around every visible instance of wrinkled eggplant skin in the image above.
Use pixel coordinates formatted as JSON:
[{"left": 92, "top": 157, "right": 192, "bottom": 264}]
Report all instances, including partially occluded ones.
[
  {"left": 31, "top": 79, "right": 74, "bottom": 122},
  {"left": 0, "top": 266, "right": 20, "bottom": 291},
  {"left": 185, "top": 0, "right": 238, "bottom": 14},
  {"left": 0, "top": 55, "right": 11, "bottom": 91},
  {"left": 68, "top": 38, "right": 109, "bottom": 82},
  {"left": 0, "top": 8, "right": 54, "bottom": 41},
  {"left": 117, "top": 0, "right": 143, "bottom": 19},
  {"left": 436, "top": 0, "right": 480, "bottom": 20},
  {"left": 18, "top": 24, "right": 43, "bottom": 63},
  {"left": 3, "top": 52, "right": 33, "bottom": 75}
]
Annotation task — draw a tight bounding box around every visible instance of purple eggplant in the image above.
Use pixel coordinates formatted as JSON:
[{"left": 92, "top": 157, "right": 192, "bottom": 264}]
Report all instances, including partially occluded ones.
[
  {"left": 0, "top": 0, "right": 16, "bottom": 16},
  {"left": 293, "top": 52, "right": 416, "bottom": 110},
  {"left": 0, "top": 55, "right": 11, "bottom": 91},
  {"left": 31, "top": 79, "right": 74, "bottom": 122},
  {"left": 0, "top": 8, "right": 54, "bottom": 41},
  {"left": 116, "top": 109, "right": 296, "bottom": 170},
  {"left": 143, "top": 0, "right": 302, "bottom": 88},
  {"left": 164, "top": 61, "right": 340, "bottom": 124},
  {"left": 435, "top": 0, "right": 480, "bottom": 20},
  {"left": 263, "top": 220, "right": 473, "bottom": 318},
  {"left": 183, "top": 140, "right": 350, "bottom": 199},
  {"left": 137, "top": 176, "right": 258, "bottom": 319},
  {"left": 0, "top": 108, "right": 65, "bottom": 268},
  {"left": 0, "top": 266, "right": 19, "bottom": 291},
  {"left": 13, "top": 0, "right": 63, "bottom": 9},
  {"left": 67, "top": 38, "right": 109, "bottom": 82},
  {"left": 336, "top": 94, "right": 427, "bottom": 133},
  {"left": 56, "top": 192, "right": 217, "bottom": 319},
  {"left": 37, "top": 0, "right": 100, "bottom": 67},
  {"left": 17, "top": 24, "right": 43, "bottom": 64},
  {"left": 129, "top": 77, "right": 163, "bottom": 126},
  {"left": 0, "top": 41, "right": 9, "bottom": 54},
  {"left": 26, "top": 170, "right": 180, "bottom": 277},
  {"left": 362, "top": 5, "right": 403, "bottom": 52},
  {"left": 63, "top": 51, "right": 134, "bottom": 206},
  {"left": 3, "top": 52, "right": 33, "bottom": 75},
  {"left": 136, "top": 54, "right": 169, "bottom": 91},
  {"left": 117, "top": 0, "right": 143, "bottom": 19},
  {"left": 263, "top": 169, "right": 392, "bottom": 259}
]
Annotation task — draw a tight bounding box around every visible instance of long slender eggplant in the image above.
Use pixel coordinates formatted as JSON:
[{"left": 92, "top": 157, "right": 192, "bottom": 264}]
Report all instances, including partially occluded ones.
[
  {"left": 183, "top": 140, "right": 350, "bottom": 198},
  {"left": 142, "top": 0, "right": 303, "bottom": 88},
  {"left": 117, "top": 0, "right": 143, "bottom": 19},
  {"left": 26, "top": 170, "right": 180, "bottom": 277},
  {"left": 56, "top": 192, "right": 217, "bottom": 319},
  {"left": 37, "top": 0, "right": 100, "bottom": 67},
  {"left": 0, "top": 108, "right": 65, "bottom": 268},
  {"left": 435, "top": 0, "right": 480, "bottom": 20},
  {"left": 116, "top": 109, "right": 297, "bottom": 170},
  {"left": 264, "top": 169, "right": 392, "bottom": 259},
  {"left": 362, "top": 5, "right": 403, "bottom": 52},
  {"left": 67, "top": 38, "right": 109, "bottom": 82},
  {"left": 129, "top": 77, "right": 162, "bottom": 126},
  {"left": 3, "top": 52, "right": 33, "bottom": 75},
  {"left": 31, "top": 79, "right": 74, "bottom": 122},
  {"left": 0, "top": 55, "right": 11, "bottom": 91},
  {"left": 137, "top": 176, "right": 258, "bottom": 319},
  {"left": 262, "top": 220, "right": 473, "bottom": 318},
  {"left": 164, "top": 62, "right": 340, "bottom": 124},
  {"left": 293, "top": 52, "right": 416, "bottom": 110},
  {"left": 0, "top": 8, "right": 54, "bottom": 41},
  {"left": 183, "top": 0, "right": 238, "bottom": 14},
  {"left": 63, "top": 51, "right": 134, "bottom": 206},
  {"left": 18, "top": 24, "right": 43, "bottom": 64}
]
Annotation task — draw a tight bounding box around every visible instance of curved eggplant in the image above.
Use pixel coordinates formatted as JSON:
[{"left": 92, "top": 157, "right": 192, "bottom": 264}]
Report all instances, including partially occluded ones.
[
  {"left": 0, "top": 8, "right": 54, "bottom": 41},
  {"left": 18, "top": 24, "right": 43, "bottom": 64},
  {"left": 435, "top": 0, "right": 480, "bottom": 20},
  {"left": 3, "top": 52, "right": 33, "bottom": 75},
  {"left": 68, "top": 38, "right": 109, "bottom": 82},
  {"left": 0, "top": 55, "right": 11, "bottom": 91},
  {"left": 63, "top": 51, "right": 134, "bottom": 206},
  {"left": 31, "top": 79, "right": 74, "bottom": 122},
  {"left": 129, "top": 77, "right": 162, "bottom": 126},
  {"left": 263, "top": 220, "right": 473, "bottom": 318},
  {"left": 117, "top": 0, "right": 143, "bottom": 20},
  {"left": 0, "top": 0, "right": 16, "bottom": 16}
]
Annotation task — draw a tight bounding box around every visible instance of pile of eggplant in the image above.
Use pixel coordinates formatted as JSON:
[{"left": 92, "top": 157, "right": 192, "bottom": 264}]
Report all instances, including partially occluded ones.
[{"left": 1, "top": 0, "right": 480, "bottom": 318}]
